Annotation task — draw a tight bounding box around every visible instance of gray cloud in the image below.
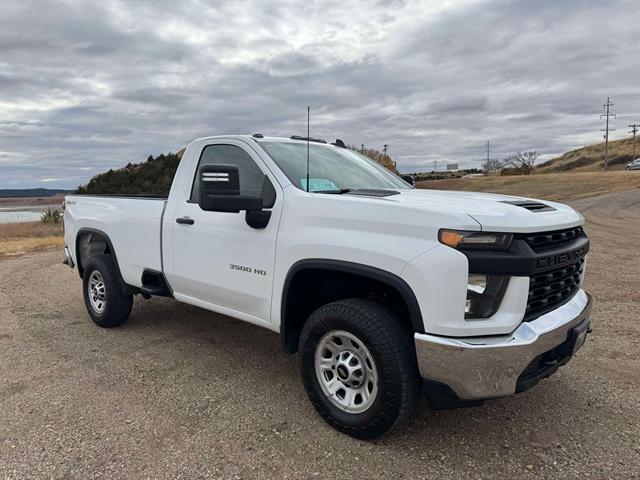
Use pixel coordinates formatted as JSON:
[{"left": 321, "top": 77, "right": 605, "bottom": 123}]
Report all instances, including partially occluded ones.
[{"left": 0, "top": 0, "right": 638, "bottom": 187}]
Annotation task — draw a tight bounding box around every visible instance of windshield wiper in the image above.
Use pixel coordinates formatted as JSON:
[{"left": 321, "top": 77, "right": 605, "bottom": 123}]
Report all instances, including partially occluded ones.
[
  {"left": 314, "top": 188, "right": 401, "bottom": 197},
  {"left": 312, "top": 188, "right": 353, "bottom": 194}
]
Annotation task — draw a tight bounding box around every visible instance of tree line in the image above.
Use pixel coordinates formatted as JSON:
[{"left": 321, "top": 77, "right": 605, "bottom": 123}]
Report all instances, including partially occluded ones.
[
  {"left": 75, "top": 153, "right": 182, "bottom": 195},
  {"left": 353, "top": 146, "right": 399, "bottom": 174}
]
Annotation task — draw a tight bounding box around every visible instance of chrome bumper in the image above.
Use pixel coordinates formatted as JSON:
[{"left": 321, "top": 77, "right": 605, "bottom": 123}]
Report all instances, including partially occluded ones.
[{"left": 414, "top": 290, "right": 592, "bottom": 400}]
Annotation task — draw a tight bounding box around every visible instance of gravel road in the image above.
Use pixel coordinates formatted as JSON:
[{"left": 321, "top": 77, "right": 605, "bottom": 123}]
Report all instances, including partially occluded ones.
[{"left": 1, "top": 190, "right": 639, "bottom": 479}]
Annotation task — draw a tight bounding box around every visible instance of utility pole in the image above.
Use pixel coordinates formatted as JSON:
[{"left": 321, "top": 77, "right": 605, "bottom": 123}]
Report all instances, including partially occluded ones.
[
  {"left": 600, "top": 97, "right": 616, "bottom": 171},
  {"left": 487, "top": 141, "right": 490, "bottom": 164},
  {"left": 383, "top": 144, "right": 389, "bottom": 157},
  {"left": 629, "top": 123, "right": 639, "bottom": 161},
  {"left": 485, "top": 141, "right": 491, "bottom": 174}
]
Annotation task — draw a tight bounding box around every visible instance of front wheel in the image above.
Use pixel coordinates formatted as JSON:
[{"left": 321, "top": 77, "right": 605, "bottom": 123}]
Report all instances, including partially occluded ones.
[
  {"left": 82, "top": 254, "right": 133, "bottom": 327},
  {"left": 299, "top": 299, "right": 422, "bottom": 439}
]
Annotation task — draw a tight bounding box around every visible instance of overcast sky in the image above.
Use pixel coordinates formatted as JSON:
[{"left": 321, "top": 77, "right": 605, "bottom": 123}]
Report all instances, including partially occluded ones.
[{"left": 1, "top": 0, "right": 639, "bottom": 188}]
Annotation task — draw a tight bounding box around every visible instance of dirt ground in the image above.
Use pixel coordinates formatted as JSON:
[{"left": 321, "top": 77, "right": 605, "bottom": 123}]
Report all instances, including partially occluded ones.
[{"left": 1, "top": 190, "right": 639, "bottom": 479}]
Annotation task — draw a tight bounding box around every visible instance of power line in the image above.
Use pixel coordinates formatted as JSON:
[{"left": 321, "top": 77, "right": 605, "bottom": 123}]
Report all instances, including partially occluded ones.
[
  {"left": 630, "top": 123, "right": 639, "bottom": 161},
  {"left": 600, "top": 97, "right": 616, "bottom": 171}
]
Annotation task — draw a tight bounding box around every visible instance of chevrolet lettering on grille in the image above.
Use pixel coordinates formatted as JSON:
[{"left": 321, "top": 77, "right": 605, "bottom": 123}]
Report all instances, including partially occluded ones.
[{"left": 536, "top": 244, "right": 590, "bottom": 269}]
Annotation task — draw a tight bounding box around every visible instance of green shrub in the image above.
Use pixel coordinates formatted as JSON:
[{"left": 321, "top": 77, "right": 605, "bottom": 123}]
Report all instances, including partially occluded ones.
[{"left": 41, "top": 208, "right": 62, "bottom": 224}]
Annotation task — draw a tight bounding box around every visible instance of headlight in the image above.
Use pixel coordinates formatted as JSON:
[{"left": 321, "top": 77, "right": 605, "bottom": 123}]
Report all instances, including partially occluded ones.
[
  {"left": 465, "top": 274, "right": 509, "bottom": 319},
  {"left": 439, "top": 230, "right": 512, "bottom": 249}
]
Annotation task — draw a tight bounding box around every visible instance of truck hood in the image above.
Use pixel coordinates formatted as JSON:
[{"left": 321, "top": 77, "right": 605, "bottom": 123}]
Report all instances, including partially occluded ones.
[{"left": 363, "top": 189, "right": 584, "bottom": 233}]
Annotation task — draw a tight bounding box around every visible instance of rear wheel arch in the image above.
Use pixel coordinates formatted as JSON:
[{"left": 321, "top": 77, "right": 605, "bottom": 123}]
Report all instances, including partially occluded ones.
[
  {"left": 75, "top": 228, "right": 133, "bottom": 294},
  {"left": 280, "top": 259, "right": 424, "bottom": 353}
]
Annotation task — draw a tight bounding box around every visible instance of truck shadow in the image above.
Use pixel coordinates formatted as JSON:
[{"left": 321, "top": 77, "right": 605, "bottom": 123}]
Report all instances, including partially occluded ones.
[{"left": 124, "top": 296, "right": 593, "bottom": 456}]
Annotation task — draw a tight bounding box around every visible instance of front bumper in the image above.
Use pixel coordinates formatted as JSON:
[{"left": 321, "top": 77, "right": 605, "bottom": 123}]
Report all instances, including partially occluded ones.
[{"left": 414, "top": 290, "right": 592, "bottom": 400}]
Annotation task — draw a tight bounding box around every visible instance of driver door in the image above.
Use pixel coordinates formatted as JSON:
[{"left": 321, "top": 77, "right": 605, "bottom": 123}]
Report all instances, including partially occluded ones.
[{"left": 165, "top": 141, "right": 281, "bottom": 327}]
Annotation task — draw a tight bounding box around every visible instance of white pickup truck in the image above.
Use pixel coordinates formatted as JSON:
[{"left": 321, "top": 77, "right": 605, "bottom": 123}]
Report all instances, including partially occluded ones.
[{"left": 63, "top": 135, "right": 592, "bottom": 439}]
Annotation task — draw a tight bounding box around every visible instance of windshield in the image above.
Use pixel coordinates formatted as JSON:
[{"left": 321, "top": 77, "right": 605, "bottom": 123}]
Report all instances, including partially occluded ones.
[{"left": 259, "top": 141, "right": 410, "bottom": 192}]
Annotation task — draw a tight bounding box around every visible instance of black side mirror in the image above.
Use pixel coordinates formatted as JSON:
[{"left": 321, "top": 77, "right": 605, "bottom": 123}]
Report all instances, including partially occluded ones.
[
  {"left": 199, "top": 164, "right": 262, "bottom": 213},
  {"left": 199, "top": 164, "right": 272, "bottom": 229},
  {"left": 401, "top": 174, "right": 415, "bottom": 186}
]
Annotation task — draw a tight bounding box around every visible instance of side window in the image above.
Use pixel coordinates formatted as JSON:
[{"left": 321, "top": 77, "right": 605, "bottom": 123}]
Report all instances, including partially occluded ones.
[{"left": 190, "top": 144, "right": 267, "bottom": 203}]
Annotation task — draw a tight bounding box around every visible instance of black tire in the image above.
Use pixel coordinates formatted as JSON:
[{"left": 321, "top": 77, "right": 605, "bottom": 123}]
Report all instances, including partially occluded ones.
[
  {"left": 82, "top": 254, "right": 133, "bottom": 328},
  {"left": 299, "top": 298, "right": 422, "bottom": 439}
]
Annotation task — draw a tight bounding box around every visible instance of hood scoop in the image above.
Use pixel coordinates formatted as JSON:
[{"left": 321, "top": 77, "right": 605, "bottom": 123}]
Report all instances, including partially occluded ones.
[{"left": 500, "top": 200, "right": 556, "bottom": 212}]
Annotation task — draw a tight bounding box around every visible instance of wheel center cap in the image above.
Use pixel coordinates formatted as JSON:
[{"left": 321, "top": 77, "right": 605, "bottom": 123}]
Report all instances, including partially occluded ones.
[{"left": 337, "top": 365, "right": 349, "bottom": 380}]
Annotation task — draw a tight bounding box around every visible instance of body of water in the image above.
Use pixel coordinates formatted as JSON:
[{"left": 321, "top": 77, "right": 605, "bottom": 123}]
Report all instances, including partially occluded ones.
[{"left": 0, "top": 206, "right": 55, "bottom": 223}]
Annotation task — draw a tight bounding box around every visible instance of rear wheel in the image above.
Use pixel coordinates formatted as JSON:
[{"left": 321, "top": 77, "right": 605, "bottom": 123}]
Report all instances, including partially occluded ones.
[
  {"left": 299, "top": 299, "right": 421, "bottom": 439},
  {"left": 82, "top": 254, "right": 133, "bottom": 327}
]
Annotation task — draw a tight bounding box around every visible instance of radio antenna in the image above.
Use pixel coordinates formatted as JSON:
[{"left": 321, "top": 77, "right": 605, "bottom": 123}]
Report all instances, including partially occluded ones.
[{"left": 306, "top": 106, "right": 310, "bottom": 192}]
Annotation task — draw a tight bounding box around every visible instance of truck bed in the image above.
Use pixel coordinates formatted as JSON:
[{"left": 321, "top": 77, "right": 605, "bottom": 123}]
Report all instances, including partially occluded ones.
[{"left": 64, "top": 195, "right": 166, "bottom": 288}]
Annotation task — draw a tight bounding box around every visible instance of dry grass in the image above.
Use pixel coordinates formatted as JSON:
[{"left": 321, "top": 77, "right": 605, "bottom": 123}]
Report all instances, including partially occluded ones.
[
  {"left": 0, "top": 222, "right": 64, "bottom": 257},
  {"left": 417, "top": 171, "right": 640, "bottom": 201}
]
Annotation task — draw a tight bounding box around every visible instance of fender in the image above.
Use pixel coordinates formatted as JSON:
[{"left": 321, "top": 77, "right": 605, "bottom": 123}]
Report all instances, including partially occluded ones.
[
  {"left": 280, "top": 259, "right": 425, "bottom": 352},
  {"left": 75, "top": 228, "right": 134, "bottom": 295}
]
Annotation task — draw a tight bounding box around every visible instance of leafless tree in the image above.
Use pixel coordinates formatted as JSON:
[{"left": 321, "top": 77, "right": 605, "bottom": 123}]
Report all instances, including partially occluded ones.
[
  {"left": 483, "top": 157, "right": 503, "bottom": 175},
  {"left": 502, "top": 151, "right": 538, "bottom": 175}
]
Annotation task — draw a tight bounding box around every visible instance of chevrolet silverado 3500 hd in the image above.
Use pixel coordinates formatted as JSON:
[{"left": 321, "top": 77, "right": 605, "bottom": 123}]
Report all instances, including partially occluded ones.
[{"left": 63, "top": 135, "right": 592, "bottom": 439}]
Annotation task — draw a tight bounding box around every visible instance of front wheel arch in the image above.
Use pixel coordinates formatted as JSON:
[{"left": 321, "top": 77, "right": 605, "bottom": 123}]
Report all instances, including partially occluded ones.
[{"left": 280, "top": 259, "right": 424, "bottom": 354}]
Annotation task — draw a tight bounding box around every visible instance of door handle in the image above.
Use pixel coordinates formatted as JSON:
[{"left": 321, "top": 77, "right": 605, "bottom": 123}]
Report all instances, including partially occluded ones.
[{"left": 176, "top": 217, "right": 195, "bottom": 225}]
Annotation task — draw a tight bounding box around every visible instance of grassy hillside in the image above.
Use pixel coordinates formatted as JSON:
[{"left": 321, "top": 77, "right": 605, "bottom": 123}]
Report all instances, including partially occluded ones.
[
  {"left": 416, "top": 171, "right": 640, "bottom": 201},
  {"left": 538, "top": 136, "right": 638, "bottom": 173}
]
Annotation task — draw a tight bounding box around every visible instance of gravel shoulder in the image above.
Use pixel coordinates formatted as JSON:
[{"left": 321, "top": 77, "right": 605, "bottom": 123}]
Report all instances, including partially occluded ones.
[{"left": 1, "top": 190, "right": 639, "bottom": 479}]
